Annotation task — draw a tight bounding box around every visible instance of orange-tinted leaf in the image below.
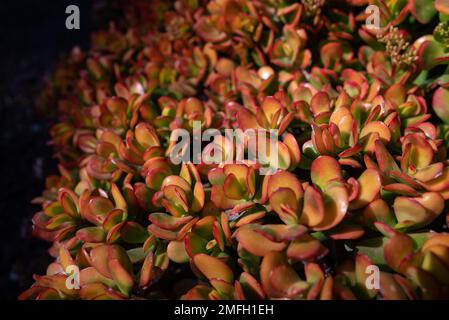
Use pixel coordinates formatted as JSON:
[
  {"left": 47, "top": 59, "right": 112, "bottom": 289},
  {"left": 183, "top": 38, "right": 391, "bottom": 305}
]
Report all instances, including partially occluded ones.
[{"left": 193, "top": 254, "right": 234, "bottom": 283}]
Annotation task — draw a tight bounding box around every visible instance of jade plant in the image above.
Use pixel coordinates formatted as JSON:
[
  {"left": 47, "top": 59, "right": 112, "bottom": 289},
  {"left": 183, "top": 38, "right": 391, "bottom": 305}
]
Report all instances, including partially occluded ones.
[{"left": 20, "top": 0, "right": 449, "bottom": 300}]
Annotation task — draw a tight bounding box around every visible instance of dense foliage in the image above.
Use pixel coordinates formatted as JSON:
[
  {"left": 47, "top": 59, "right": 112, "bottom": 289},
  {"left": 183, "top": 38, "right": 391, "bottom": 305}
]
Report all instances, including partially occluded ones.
[{"left": 20, "top": 0, "right": 449, "bottom": 300}]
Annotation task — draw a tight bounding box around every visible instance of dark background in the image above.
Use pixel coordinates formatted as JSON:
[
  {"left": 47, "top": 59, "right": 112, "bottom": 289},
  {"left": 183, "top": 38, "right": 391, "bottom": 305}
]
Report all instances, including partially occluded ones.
[{"left": 0, "top": 0, "right": 107, "bottom": 300}]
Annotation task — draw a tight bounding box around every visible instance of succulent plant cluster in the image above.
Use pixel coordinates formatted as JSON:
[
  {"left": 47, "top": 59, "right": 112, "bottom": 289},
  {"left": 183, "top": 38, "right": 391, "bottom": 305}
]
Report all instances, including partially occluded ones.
[{"left": 21, "top": 0, "right": 449, "bottom": 300}]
